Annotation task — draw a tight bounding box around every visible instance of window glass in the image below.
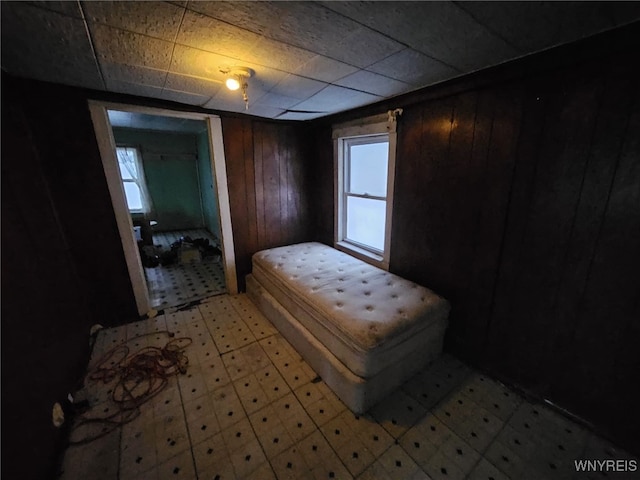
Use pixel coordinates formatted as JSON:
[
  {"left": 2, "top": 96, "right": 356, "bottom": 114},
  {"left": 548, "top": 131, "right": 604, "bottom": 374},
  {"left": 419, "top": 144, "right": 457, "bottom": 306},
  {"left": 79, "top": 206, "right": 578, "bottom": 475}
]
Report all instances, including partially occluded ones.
[
  {"left": 346, "top": 196, "right": 386, "bottom": 251},
  {"left": 117, "top": 147, "right": 138, "bottom": 180},
  {"left": 123, "top": 182, "right": 143, "bottom": 211},
  {"left": 348, "top": 141, "right": 388, "bottom": 197}
]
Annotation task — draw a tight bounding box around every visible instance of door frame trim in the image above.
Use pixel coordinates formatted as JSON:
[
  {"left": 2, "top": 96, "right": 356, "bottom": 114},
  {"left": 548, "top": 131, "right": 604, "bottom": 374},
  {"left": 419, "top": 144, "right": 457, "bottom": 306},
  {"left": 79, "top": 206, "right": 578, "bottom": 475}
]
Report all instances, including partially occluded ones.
[{"left": 88, "top": 100, "right": 238, "bottom": 315}]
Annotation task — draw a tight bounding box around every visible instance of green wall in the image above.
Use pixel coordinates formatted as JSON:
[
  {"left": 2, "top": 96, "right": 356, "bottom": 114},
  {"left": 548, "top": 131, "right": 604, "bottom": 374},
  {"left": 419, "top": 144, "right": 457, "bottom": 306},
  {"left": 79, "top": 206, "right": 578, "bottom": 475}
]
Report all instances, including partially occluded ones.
[
  {"left": 112, "top": 128, "right": 203, "bottom": 231},
  {"left": 197, "top": 131, "right": 221, "bottom": 241}
]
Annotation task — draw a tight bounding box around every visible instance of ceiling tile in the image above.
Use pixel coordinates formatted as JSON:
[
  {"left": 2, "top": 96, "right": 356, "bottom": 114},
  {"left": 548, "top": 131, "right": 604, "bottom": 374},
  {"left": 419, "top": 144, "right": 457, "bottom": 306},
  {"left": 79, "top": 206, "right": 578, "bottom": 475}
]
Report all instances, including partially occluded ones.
[
  {"left": 26, "top": 1, "right": 82, "bottom": 17},
  {"left": 209, "top": 91, "right": 245, "bottom": 113},
  {"left": 333, "top": 25, "right": 405, "bottom": 68},
  {"left": 160, "top": 88, "right": 212, "bottom": 107},
  {"left": 212, "top": 79, "right": 269, "bottom": 106},
  {"left": 169, "top": 44, "right": 288, "bottom": 90},
  {"left": 334, "top": 70, "right": 413, "bottom": 97},
  {"left": 293, "top": 55, "right": 359, "bottom": 83},
  {"left": 90, "top": 24, "right": 174, "bottom": 70},
  {"left": 105, "top": 79, "right": 165, "bottom": 100},
  {"left": 164, "top": 72, "right": 222, "bottom": 97},
  {"left": 83, "top": 1, "right": 185, "bottom": 42},
  {"left": 0, "top": 2, "right": 104, "bottom": 90},
  {"left": 367, "top": 48, "right": 460, "bottom": 87},
  {"left": 177, "top": 9, "right": 316, "bottom": 72},
  {"left": 4, "top": 1, "right": 637, "bottom": 122},
  {"left": 269, "top": 74, "right": 328, "bottom": 100},
  {"left": 186, "top": 1, "right": 282, "bottom": 35},
  {"left": 202, "top": 97, "right": 284, "bottom": 119},
  {"left": 334, "top": 91, "right": 386, "bottom": 112},
  {"left": 101, "top": 62, "right": 167, "bottom": 87},
  {"left": 202, "top": 97, "right": 246, "bottom": 113},
  {"left": 291, "top": 85, "right": 381, "bottom": 113},
  {"left": 176, "top": 10, "right": 262, "bottom": 63},
  {"left": 169, "top": 44, "right": 229, "bottom": 80},
  {"left": 277, "top": 111, "right": 327, "bottom": 121},
  {"left": 241, "top": 105, "right": 286, "bottom": 119},
  {"left": 323, "top": 1, "right": 518, "bottom": 71},
  {"left": 455, "top": 1, "right": 640, "bottom": 53},
  {"left": 243, "top": 1, "right": 403, "bottom": 67},
  {"left": 253, "top": 92, "right": 303, "bottom": 110},
  {"left": 248, "top": 36, "right": 318, "bottom": 72},
  {"left": 189, "top": 1, "right": 404, "bottom": 68}
]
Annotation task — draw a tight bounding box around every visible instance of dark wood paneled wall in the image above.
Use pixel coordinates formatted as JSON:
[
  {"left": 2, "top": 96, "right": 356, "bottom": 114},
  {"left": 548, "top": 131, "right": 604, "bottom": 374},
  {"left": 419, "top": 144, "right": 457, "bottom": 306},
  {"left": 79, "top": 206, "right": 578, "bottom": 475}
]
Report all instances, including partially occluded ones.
[
  {"left": 486, "top": 61, "right": 639, "bottom": 443},
  {"left": 1, "top": 78, "right": 120, "bottom": 479},
  {"left": 2, "top": 79, "right": 99, "bottom": 478},
  {"left": 223, "top": 117, "right": 311, "bottom": 290},
  {"left": 310, "top": 25, "right": 640, "bottom": 453}
]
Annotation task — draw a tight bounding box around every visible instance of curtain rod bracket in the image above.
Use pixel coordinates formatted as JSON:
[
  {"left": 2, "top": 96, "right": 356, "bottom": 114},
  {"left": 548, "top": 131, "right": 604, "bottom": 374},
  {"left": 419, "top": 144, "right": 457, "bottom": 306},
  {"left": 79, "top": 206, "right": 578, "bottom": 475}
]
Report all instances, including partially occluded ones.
[{"left": 387, "top": 108, "right": 403, "bottom": 124}]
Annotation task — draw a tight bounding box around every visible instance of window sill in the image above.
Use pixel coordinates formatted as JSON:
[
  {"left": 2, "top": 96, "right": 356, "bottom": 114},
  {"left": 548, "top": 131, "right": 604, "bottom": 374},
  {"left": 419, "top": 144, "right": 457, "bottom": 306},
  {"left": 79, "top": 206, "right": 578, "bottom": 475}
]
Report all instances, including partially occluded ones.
[{"left": 335, "top": 241, "right": 389, "bottom": 271}]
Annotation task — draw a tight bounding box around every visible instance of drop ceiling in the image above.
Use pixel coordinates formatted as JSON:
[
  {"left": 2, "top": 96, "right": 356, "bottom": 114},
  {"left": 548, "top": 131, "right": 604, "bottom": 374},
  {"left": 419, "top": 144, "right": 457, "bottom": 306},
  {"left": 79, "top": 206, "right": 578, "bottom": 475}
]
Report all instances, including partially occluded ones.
[{"left": 2, "top": 1, "right": 639, "bottom": 121}]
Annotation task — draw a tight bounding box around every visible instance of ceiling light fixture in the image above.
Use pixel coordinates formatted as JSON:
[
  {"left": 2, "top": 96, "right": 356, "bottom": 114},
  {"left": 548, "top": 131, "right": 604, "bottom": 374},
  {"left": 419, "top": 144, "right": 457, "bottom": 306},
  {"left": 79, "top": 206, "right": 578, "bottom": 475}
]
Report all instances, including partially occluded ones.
[{"left": 220, "top": 66, "right": 254, "bottom": 110}]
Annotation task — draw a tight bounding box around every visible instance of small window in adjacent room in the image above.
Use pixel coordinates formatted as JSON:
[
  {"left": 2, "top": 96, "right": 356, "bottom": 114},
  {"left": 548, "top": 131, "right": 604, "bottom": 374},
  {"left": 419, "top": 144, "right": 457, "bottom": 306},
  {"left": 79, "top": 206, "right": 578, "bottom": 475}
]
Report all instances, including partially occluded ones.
[
  {"left": 333, "top": 111, "right": 400, "bottom": 269},
  {"left": 116, "top": 146, "right": 150, "bottom": 213}
]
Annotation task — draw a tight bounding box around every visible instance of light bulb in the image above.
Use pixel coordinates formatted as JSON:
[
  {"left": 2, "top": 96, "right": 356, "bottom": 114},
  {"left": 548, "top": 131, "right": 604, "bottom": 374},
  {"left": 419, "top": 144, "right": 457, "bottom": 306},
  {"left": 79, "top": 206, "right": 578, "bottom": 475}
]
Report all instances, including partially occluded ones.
[{"left": 226, "top": 77, "right": 240, "bottom": 91}]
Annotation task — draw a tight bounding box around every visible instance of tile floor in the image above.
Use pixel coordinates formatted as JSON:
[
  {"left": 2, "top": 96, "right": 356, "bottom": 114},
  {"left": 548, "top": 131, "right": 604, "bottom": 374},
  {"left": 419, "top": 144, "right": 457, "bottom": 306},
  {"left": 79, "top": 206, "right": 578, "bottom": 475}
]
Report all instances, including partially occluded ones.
[
  {"left": 58, "top": 294, "right": 638, "bottom": 480},
  {"left": 145, "top": 229, "right": 226, "bottom": 310}
]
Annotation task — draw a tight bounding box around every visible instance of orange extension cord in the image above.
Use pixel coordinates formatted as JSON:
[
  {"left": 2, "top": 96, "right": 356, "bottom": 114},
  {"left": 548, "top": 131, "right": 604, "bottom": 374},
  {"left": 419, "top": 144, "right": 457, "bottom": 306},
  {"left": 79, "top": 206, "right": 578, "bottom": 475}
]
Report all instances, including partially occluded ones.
[{"left": 69, "top": 331, "right": 192, "bottom": 445}]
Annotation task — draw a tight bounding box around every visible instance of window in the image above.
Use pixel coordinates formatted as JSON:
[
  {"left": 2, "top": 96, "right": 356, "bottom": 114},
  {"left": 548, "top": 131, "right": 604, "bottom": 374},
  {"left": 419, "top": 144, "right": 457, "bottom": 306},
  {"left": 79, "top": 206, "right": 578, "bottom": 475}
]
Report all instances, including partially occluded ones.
[
  {"left": 343, "top": 136, "right": 389, "bottom": 252},
  {"left": 116, "top": 146, "right": 150, "bottom": 213},
  {"left": 334, "top": 113, "right": 399, "bottom": 269}
]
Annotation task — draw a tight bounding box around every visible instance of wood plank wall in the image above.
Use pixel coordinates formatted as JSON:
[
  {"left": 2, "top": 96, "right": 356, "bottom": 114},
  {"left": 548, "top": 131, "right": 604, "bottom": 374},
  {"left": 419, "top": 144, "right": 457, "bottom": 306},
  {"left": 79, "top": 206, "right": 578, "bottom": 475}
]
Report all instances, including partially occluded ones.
[
  {"left": 222, "top": 117, "right": 311, "bottom": 290},
  {"left": 310, "top": 28, "right": 640, "bottom": 453},
  {"left": 1, "top": 77, "right": 112, "bottom": 480}
]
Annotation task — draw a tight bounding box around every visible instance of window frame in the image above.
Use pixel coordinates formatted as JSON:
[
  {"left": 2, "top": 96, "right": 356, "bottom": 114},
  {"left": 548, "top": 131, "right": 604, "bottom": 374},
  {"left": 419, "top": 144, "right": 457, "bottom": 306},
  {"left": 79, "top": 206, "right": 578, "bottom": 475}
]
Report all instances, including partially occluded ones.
[
  {"left": 116, "top": 145, "right": 147, "bottom": 214},
  {"left": 333, "top": 113, "right": 398, "bottom": 270}
]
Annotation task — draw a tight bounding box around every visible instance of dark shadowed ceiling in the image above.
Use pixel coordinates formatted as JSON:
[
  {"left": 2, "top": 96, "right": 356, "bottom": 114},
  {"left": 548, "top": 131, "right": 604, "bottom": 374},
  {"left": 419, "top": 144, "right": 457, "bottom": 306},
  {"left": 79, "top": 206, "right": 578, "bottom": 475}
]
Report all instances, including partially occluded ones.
[{"left": 2, "top": 1, "right": 639, "bottom": 120}]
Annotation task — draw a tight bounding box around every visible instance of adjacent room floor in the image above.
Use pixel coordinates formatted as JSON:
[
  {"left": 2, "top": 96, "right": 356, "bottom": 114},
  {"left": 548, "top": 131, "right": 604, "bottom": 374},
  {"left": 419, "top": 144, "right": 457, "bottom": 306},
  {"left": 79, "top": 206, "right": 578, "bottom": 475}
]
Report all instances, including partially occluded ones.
[
  {"left": 58, "top": 294, "right": 637, "bottom": 480},
  {"left": 145, "top": 229, "right": 226, "bottom": 310}
]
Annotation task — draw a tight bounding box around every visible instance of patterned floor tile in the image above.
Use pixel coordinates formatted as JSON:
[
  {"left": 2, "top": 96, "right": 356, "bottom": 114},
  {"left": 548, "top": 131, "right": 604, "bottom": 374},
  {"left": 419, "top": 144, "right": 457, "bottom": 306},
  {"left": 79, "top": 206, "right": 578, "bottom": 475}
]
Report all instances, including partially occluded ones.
[{"left": 58, "top": 294, "right": 638, "bottom": 480}]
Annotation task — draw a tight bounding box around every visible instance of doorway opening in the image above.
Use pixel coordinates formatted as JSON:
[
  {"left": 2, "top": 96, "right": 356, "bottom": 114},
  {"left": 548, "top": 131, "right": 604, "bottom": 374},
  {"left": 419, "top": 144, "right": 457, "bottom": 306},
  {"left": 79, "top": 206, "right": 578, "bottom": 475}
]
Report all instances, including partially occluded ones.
[{"left": 89, "top": 102, "right": 237, "bottom": 315}]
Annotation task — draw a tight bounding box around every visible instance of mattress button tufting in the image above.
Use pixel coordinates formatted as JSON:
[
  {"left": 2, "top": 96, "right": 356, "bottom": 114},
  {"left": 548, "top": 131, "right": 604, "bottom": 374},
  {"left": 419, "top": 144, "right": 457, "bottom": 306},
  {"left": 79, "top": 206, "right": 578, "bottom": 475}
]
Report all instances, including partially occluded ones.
[
  {"left": 366, "top": 306, "right": 373, "bottom": 311},
  {"left": 336, "top": 302, "right": 343, "bottom": 308}
]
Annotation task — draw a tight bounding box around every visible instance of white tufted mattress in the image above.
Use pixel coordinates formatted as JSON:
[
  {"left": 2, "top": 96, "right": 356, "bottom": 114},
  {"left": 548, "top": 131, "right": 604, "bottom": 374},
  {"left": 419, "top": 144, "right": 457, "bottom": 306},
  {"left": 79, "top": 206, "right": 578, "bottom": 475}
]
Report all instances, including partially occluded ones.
[{"left": 250, "top": 242, "right": 450, "bottom": 380}]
